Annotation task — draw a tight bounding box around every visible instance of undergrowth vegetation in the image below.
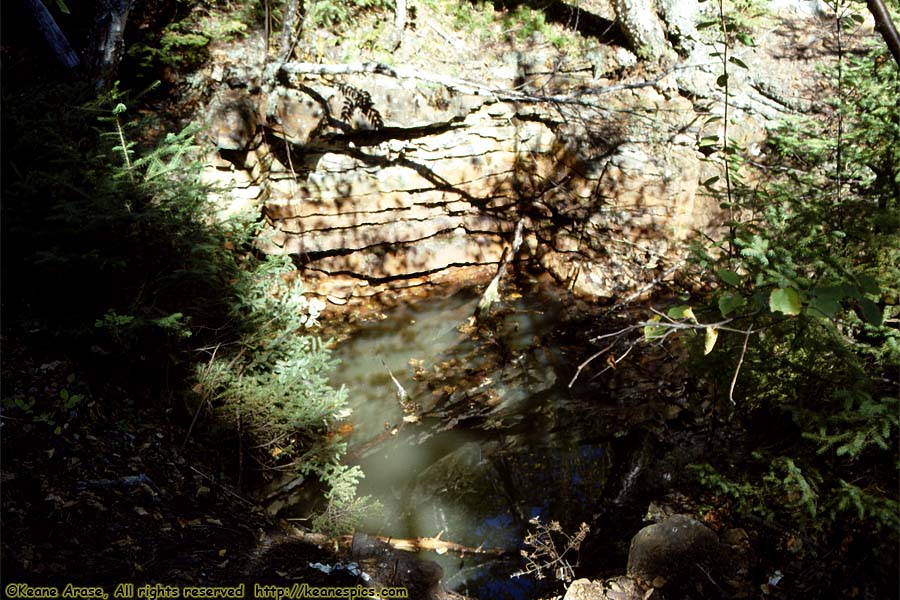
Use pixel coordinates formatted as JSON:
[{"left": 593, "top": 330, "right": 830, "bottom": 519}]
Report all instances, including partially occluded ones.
[
  {"left": 1, "top": 80, "right": 367, "bottom": 534},
  {"left": 661, "top": 9, "right": 899, "bottom": 590}
]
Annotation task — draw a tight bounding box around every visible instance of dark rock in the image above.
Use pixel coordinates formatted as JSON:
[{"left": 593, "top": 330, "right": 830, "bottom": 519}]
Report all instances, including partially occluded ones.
[{"left": 626, "top": 514, "right": 719, "bottom": 584}]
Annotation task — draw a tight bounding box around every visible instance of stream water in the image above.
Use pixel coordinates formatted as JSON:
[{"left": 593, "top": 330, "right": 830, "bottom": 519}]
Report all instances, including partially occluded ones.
[{"left": 320, "top": 286, "right": 655, "bottom": 599}]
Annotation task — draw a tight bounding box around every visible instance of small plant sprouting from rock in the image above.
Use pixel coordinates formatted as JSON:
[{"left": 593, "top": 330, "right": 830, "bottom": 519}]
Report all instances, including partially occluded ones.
[{"left": 513, "top": 517, "right": 590, "bottom": 584}]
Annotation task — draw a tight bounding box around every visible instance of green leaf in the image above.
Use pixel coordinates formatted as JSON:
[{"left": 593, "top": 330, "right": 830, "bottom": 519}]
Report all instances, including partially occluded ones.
[
  {"left": 55, "top": 0, "right": 70, "bottom": 14},
  {"left": 859, "top": 298, "right": 883, "bottom": 326},
  {"left": 717, "top": 268, "right": 741, "bottom": 287},
  {"left": 716, "top": 74, "right": 729, "bottom": 87},
  {"left": 855, "top": 274, "right": 880, "bottom": 295},
  {"left": 697, "top": 19, "right": 719, "bottom": 29},
  {"left": 808, "top": 286, "right": 842, "bottom": 318},
  {"left": 718, "top": 292, "right": 746, "bottom": 316},
  {"left": 770, "top": 288, "right": 802, "bottom": 315},
  {"left": 701, "top": 175, "right": 720, "bottom": 189},
  {"left": 703, "top": 327, "right": 719, "bottom": 355},
  {"left": 736, "top": 33, "right": 755, "bottom": 46},
  {"left": 667, "top": 305, "right": 693, "bottom": 320},
  {"left": 643, "top": 316, "right": 666, "bottom": 339},
  {"left": 729, "top": 56, "right": 749, "bottom": 69}
]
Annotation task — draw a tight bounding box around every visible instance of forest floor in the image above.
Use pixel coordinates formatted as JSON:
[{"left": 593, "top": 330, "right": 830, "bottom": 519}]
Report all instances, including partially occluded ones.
[{"left": 0, "top": 336, "right": 274, "bottom": 586}]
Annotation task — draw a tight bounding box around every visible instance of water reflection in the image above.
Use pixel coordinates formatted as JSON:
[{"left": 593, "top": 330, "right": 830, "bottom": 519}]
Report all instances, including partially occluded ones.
[{"left": 324, "top": 289, "right": 619, "bottom": 599}]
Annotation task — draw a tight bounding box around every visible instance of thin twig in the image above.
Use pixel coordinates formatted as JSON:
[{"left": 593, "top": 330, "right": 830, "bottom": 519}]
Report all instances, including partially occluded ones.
[
  {"left": 568, "top": 341, "right": 620, "bottom": 388},
  {"left": 573, "top": 311, "right": 760, "bottom": 389},
  {"left": 728, "top": 326, "right": 753, "bottom": 405},
  {"left": 590, "top": 324, "right": 639, "bottom": 344},
  {"left": 589, "top": 340, "right": 637, "bottom": 381}
]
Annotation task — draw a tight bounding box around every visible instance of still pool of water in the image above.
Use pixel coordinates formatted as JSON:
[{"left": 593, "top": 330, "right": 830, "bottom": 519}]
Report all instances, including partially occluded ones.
[{"left": 321, "top": 289, "right": 638, "bottom": 599}]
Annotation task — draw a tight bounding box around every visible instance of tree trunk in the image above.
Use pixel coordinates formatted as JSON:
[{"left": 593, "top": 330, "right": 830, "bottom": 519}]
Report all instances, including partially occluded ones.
[
  {"left": 612, "top": 0, "right": 670, "bottom": 60},
  {"left": 92, "top": 0, "right": 133, "bottom": 89},
  {"left": 22, "top": 0, "right": 80, "bottom": 70},
  {"left": 388, "top": 0, "right": 407, "bottom": 51},
  {"left": 277, "top": 0, "right": 302, "bottom": 63},
  {"left": 867, "top": 0, "right": 900, "bottom": 67}
]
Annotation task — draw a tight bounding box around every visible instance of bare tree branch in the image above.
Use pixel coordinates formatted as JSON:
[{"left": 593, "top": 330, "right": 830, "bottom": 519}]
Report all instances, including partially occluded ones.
[
  {"left": 273, "top": 61, "right": 674, "bottom": 107},
  {"left": 569, "top": 312, "right": 760, "bottom": 389}
]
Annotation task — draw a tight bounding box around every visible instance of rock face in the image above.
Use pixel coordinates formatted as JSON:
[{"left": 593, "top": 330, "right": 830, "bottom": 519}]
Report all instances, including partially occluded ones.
[
  {"left": 202, "top": 68, "right": 719, "bottom": 303},
  {"left": 559, "top": 513, "right": 751, "bottom": 598},
  {"left": 197, "top": 8, "right": 867, "bottom": 305},
  {"left": 206, "top": 89, "right": 259, "bottom": 151},
  {"left": 626, "top": 514, "right": 720, "bottom": 584}
]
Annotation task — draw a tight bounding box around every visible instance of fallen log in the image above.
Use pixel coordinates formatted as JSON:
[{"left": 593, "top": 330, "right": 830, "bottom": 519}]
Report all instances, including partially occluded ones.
[
  {"left": 285, "top": 527, "right": 510, "bottom": 556},
  {"left": 369, "top": 534, "right": 512, "bottom": 556},
  {"left": 270, "top": 61, "right": 674, "bottom": 108}
]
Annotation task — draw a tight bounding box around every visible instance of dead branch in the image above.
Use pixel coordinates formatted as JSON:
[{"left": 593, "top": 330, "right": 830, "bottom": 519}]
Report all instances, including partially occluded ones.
[
  {"left": 277, "top": 0, "right": 302, "bottom": 63},
  {"left": 372, "top": 534, "right": 510, "bottom": 556},
  {"left": 569, "top": 312, "right": 759, "bottom": 388},
  {"left": 728, "top": 326, "right": 753, "bottom": 405},
  {"left": 388, "top": 0, "right": 407, "bottom": 51},
  {"left": 272, "top": 61, "right": 675, "bottom": 108},
  {"left": 284, "top": 528, "right": 510, "bottom": 556},
  {"left": 867, "top": 0, "right": 900, "bottom": 66}
]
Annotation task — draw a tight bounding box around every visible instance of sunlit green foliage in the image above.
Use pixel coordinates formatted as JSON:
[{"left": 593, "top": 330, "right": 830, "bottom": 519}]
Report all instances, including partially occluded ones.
[
  {"left": 449, "top": 1, "right": 579, "bottom": 49},
  {"left": 312, "top": 463, "right": 381, "bottom": 535},
  {"left": 677, "top": 34, "right": 899, "bottom": 581},
  {"left": 305, "top": 0, "right": 395, "bottom": 30},
  {"left": 128, "top": 1, "right": 249, "bottom": 70}
]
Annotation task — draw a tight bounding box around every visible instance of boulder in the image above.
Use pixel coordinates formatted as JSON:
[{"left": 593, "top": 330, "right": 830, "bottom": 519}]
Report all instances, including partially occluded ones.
[{"left": 626, "top": 514, "right": 720, "bottom": 585}]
